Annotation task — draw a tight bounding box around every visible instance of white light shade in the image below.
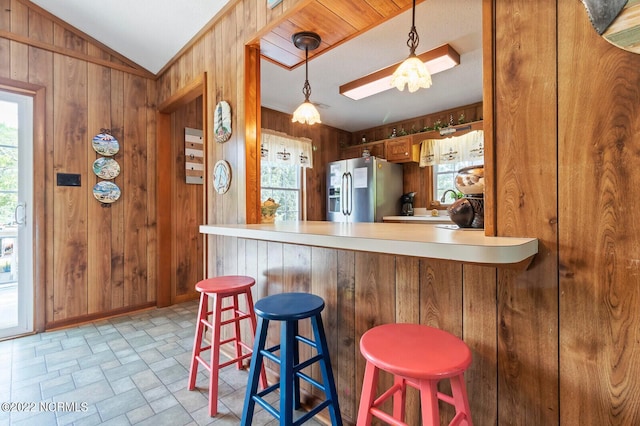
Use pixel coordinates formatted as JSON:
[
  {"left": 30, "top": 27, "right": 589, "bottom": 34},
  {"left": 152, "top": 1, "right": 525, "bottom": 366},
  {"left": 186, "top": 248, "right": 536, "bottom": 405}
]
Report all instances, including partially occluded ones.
[
  {"left": 292, "top": 101, "right": 321, "bottom": 125},
  {"left": 340, "top": 44, "right": 460, "bottom": 100},
  {"left": 390, "top": 56, "right": 432, "bottom": 92}
]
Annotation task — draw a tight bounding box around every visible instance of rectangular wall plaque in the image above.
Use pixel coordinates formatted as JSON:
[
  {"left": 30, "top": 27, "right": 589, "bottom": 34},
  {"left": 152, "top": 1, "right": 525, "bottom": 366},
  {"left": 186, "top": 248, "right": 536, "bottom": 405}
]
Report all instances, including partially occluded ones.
[{"left": 185, "top": 128, "right": 204, "bottom": 184}]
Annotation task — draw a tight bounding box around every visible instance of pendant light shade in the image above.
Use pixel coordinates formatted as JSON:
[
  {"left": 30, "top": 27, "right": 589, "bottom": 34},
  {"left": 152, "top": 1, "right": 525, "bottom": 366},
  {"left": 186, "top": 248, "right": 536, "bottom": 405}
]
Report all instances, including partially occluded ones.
[
  {"left": 291, "top": 32, "right": 322, "bottom": 125},
  {"left": 292, "top": 101, "right": 321, "bottom": 125},
  {"left": 391, "top": 0, "right": 432, "bottom": 92}
]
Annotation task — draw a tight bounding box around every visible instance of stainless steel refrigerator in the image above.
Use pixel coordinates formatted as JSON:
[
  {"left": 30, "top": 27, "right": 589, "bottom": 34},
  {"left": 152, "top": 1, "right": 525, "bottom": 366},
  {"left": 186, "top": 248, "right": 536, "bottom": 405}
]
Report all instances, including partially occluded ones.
[{"left": 327, "top": 156, "right": 403, "bottom": 222}]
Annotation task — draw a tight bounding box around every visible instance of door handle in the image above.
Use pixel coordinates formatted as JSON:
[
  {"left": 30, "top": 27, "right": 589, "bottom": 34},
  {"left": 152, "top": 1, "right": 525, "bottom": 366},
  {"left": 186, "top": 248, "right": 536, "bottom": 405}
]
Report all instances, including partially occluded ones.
[
  {"left": 341, "top": 173, "right": 348, "bottom": 216},
  {"left": 14, "top": 202, "right": 26, "bottom": 226},
  {"left": 346, "top": 172, "right": 353, "bottom": 216}
]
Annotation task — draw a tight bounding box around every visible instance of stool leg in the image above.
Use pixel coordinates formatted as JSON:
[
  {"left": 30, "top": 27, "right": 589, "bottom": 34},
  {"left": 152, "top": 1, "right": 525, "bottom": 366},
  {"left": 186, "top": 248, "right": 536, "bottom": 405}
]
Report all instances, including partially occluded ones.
[
  {"left": 311, "top": 314, "right": 343, "bottom": 426},
  {"left": 231, "top": 293, "right": 243, "bottom": 369},
  {"left": 357, "top": 361, "right": 379, "bottom": 425},
  {"left": 292, "top": 319, "right": 301, "bottom": 410},
  {"left": 280, "top": 320, "right": 295, "bottom": 425},
  {"left": 244, "top": 289, "right": 267, "bottom": 390},
  {"left": 449, "top": 374, "right": 473, "bottom": 426},
  {"left": 208, "top": 293, "right": 223, "bottom": 416},
  {"left": 393, "top": 375, "right": 407, "bottom": 422},
  {"left": 418, "top": 379, "right": 440, "bottom": 426},
  {"left": 241, "top": 317, "right": 269, "bottom": 426},
  {"left": 188, "top": 292, "right": 208, "bottom": 390}
]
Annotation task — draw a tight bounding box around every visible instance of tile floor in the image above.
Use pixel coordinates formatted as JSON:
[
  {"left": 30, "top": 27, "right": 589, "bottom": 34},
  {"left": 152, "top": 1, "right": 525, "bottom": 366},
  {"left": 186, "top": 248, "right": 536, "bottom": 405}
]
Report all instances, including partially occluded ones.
[{"left": 0, "top": 300, "right": 325, "bottom": 426}]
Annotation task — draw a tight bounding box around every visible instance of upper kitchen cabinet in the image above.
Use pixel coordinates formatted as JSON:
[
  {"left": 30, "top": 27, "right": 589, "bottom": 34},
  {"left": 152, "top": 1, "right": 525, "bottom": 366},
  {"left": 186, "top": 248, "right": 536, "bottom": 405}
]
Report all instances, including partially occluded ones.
[{"left": 385, "top": 136, "right": 420, "bottom": 163}]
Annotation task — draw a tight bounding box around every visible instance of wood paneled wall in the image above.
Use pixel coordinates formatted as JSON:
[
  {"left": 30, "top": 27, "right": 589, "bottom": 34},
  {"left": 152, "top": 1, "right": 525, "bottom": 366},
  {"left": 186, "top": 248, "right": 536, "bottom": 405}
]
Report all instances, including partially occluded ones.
[
  {"left": 261, "top": 107, "right": 346, "bottom": 220},
  {"left": 0, "top": 0, "right": 157, "bottom": 328},
  {"left": 556, "top": 2, "right": 640, "bottom": 425},
  {"left": 492, "top": 0, "right": 640, "bottom": 425}
]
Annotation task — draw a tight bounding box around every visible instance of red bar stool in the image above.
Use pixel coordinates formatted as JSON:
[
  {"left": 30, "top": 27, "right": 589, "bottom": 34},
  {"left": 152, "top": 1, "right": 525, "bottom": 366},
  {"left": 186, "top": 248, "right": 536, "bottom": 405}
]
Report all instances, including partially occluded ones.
[
  {"left": 187, "top": 275, "right": 267, "bottom": 416},
  {"left": 357, "top": 323, "right": 472, "bottom": 426}
]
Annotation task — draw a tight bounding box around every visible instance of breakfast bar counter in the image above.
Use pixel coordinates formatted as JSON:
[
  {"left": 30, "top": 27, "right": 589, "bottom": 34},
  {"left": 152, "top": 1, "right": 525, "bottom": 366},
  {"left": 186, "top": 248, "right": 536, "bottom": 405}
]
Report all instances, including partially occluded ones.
[
  {"left": 200, "top": 221, "right": 538, "bottom": 424},
  {"left": 200, "top": 221, "right": 538, "bottom": 265}
]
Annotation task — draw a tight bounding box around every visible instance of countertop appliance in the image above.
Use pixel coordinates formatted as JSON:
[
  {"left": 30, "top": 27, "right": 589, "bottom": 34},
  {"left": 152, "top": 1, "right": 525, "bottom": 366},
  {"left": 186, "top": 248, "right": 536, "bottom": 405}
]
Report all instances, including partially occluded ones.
[
  {"left": 327, "top": 157, "right": 403, "bottom": 222},
  {"left": 400, "top": 192, "right": 416, "bottom": 216}
]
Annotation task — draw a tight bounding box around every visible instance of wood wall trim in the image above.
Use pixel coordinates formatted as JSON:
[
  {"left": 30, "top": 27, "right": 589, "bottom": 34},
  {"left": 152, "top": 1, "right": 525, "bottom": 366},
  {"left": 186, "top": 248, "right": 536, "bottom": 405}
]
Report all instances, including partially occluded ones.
[
  {"left": 16, "top": 0, "right": 152, "bottom": 75},
  {"left": 244, "top": 45, "right": 260, "bottom": 224},
  {"left": 45, "top": 302, "right": 155, "bottom": 331},
  {"left": 0, "top": 29, "right": 155, "bottom": 79},
  {"left": 0, "top": 76, "right": 46, "bottom": 333},
  {"left": 157, "top": 73, "right": 206, "bottom": 112},
  {"left": 482, "top": 0, "right": 496, "bottom": 236}
]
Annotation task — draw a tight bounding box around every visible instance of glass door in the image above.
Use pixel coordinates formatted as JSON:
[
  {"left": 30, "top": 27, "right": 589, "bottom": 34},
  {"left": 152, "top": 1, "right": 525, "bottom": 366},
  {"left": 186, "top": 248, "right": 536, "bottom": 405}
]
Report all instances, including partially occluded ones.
[{"left": 0, "top": 90, "right": 33, "bottom": 339}]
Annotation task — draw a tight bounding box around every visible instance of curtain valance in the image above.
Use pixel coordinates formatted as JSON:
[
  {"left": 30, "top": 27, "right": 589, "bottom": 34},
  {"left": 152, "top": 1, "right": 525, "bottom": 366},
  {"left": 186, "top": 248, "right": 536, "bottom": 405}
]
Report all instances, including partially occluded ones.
[
  {"left": 261, "top": 129, "right": 313, "bottom": 168},
  {"left": 418, "top": 130, "right": 484, "bottom": 167}
]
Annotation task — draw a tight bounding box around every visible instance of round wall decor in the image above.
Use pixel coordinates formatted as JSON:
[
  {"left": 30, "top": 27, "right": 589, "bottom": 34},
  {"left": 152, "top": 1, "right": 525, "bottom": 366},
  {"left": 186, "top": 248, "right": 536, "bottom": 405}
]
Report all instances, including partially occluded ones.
[
  {"left": 92, "top": 181, "right": 121, "bottom": 204},
  {"left": 601, "top": 2, "right": 640, "bottom": 54},
  {"left": 214, "top": 101, "right": 232, "bottom": 143},
  {"left": 213, "top": 160, "right": 231, "bottom": 194},
  {"left": 93, "top": 157, "right": 120, "bottom": 179},
  {"left": 92, "top": 131, "right": 119, "bottom": 156}
]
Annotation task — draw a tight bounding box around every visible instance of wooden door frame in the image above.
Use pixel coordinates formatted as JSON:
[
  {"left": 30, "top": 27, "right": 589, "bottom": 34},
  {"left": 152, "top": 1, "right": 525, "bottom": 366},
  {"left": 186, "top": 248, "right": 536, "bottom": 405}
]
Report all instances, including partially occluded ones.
[
  {"left": 0, "top": 76, "right": 46, "bottom": 332},
  {"left": 156, "top": 73, "right": 208, "bottom": 307}
]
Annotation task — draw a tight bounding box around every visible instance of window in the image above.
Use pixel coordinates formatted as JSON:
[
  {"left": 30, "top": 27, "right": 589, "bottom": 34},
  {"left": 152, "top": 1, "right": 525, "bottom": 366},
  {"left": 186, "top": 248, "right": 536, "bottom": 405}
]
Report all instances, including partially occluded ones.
[
  {"left": 261, "top": 161, "right": 302, "bottom": 222},
  {"left": 418, "top": 130, "right": 484, "bottom": 206},
  {"left": 260, "top": 129, "right": 313, "bottom": 222},
  {"left": 0, "top": 101, "right": 18, "bottom": 226},
  {"left": 434, "top": 159, "right": 483, "bottom": 204}
]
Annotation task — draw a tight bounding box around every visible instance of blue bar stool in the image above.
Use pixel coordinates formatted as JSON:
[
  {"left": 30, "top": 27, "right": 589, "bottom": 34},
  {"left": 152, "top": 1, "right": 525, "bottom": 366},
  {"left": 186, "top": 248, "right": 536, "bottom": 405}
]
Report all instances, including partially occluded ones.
[{"left": 241, "top": 292, "right": 342, "bottom": 425}]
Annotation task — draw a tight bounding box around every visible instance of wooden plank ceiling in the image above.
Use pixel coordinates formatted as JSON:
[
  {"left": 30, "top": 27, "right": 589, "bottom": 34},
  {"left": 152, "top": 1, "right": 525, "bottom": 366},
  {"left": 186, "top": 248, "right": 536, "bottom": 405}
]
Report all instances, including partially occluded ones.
[{"left": 261, "top": 0, "right": 414, "bottom": 70}]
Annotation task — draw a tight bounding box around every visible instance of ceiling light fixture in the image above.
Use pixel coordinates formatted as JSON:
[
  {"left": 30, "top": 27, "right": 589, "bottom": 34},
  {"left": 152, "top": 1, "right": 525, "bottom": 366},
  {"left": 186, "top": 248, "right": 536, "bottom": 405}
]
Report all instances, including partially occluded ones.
[
  {"left": 339, "top": 44, "right": 460, "bottom": 100},
  {"left": 391, "top": 0, "right": 431, "bottom": 93},
  {"left": 291, "top": 31, "right": 322, "bottom": 125}
]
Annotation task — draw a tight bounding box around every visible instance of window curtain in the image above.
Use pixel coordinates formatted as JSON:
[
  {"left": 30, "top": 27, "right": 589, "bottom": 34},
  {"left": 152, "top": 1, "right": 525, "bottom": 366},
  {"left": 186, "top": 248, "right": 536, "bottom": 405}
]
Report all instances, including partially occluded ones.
[
  {"left": 418, "top": 130, "right": 484, "bottom": 167},
  {"left": 261, "top": 129, "right": 313, "bottom": 168}
]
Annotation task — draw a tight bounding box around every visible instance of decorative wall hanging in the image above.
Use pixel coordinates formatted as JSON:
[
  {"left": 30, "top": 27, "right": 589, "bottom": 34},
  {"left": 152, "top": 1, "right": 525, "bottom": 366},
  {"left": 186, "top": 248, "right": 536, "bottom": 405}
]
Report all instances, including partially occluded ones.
[
  {"left": 92, "top": 181, "right": 121, "bottom": 204},
  {"left": 213, "top": 160, "right": 231, "bottom": 194},
  {"left": 581, "top": 0, "right": 640, "bottom": 53},
  {"left": 92, "top": 128, "right": 121, "bottom": 206},
  {"left": 214, "top": 101, "right": 232, "bottom": 143},
  {"left": 92, "top": 129, "right": 119, "bottom": 156},
  {"left": 92, "top": 157, "right": 120, "bottom": 179},
  {"left": 185, "top": 127, "right": 204, "bottom": 184}
]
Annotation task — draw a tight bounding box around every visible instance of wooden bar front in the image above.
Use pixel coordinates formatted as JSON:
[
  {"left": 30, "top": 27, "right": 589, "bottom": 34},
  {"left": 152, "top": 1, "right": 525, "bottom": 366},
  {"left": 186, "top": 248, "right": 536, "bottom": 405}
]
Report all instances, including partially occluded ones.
[{"left": 215, "top": 234, "right": 501, "bottom": 425}]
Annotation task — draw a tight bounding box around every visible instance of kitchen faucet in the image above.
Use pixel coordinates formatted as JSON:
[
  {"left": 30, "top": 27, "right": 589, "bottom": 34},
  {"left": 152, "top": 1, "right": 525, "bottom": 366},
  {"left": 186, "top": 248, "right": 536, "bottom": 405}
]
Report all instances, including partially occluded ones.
[{"left": 441, "top": 189, "right": 458, "bottom": 203}]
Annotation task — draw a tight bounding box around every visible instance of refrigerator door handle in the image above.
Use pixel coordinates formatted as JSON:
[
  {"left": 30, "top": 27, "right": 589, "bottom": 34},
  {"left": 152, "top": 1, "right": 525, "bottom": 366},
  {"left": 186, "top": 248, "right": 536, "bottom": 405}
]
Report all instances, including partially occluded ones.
[
  {"left": 341, "top": 172, "right": 348, "bottom": 216},
  {"left": 346, "top": 172, "right": 353, "bottom": 216}
]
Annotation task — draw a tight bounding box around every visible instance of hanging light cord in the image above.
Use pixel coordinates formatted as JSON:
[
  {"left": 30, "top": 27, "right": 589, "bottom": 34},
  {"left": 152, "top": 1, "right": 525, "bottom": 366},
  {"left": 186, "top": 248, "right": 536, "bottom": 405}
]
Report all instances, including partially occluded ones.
[
  {"left": 302, "top": 47, "right": 312, "bottom": 102},
  {"left": 406, "top": 0, "right": 419, "bottom": 56}
]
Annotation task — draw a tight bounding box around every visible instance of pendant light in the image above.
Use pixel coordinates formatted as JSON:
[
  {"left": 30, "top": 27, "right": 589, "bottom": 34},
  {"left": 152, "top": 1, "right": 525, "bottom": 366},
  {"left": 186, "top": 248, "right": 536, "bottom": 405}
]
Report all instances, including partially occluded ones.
[
  {"left": 390, "top": 0, "right": 432, "bottom": 93},
  {"left": 291, "top": 32, "right": 322, "bottom": 125}
]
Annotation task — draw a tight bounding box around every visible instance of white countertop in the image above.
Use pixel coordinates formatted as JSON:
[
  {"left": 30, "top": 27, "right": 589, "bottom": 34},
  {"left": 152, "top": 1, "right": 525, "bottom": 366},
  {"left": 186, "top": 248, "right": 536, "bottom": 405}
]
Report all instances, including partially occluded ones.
[
  {"left": 200, "top": 221, "right": 538, "bottom": 265},
  {"left": 382, "top": 215, "right": 453, "bottom": 223}
]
